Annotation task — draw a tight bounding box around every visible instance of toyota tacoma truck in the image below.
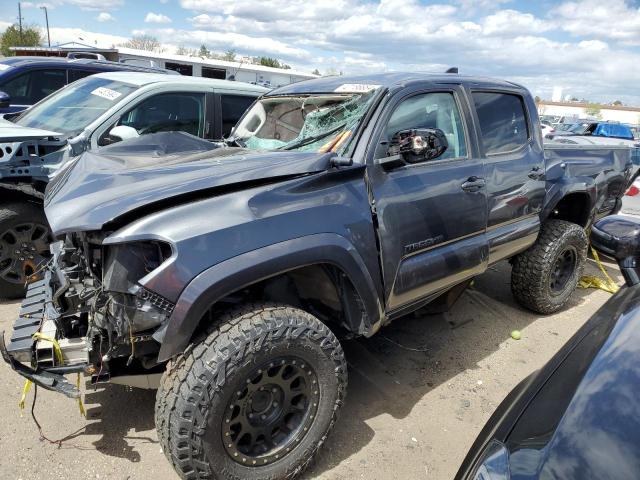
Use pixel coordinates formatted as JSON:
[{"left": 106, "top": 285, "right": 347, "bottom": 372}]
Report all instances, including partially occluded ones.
[{"left": 1, "top": 73, "right": 635, "bottom": 480}]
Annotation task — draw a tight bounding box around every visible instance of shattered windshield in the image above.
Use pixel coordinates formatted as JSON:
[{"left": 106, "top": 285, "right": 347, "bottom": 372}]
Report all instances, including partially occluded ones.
[
  {"left": 232, "top": 89, "right": 379, "bottom": 154},
  {"left": 13, "top": 77, "right": 138, "bottom": 136}
]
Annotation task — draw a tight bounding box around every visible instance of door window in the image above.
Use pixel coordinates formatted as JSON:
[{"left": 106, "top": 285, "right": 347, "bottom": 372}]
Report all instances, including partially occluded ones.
[
  {"left": 220, "top": 94, "right": 256, "bottom": 137},
  {"left": 68, "top": 69, "right": 97, "bottom": 83},
  {"left": 0, "top": 69, "right": 66, "bottom": 105},
  {"left": 379, "top": 92, "right": 467, "bottom": 160},
  {"left": 118, "top": 92, "right": 205, "bottom": 136},
  {"left": 472, "top": 92, "right": 529, "bottom": 155}
]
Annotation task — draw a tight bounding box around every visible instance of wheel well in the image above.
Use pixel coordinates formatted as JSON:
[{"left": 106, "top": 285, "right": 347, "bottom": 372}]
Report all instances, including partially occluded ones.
[
  {"left": 548, "top": 192, "right": 591, "bottom": 227},
  {"left": 195, "top": 264, "right": 367, "bottom": 339},
  {"left": 0, "top": 182, "right": 45, "bottom": 206}
]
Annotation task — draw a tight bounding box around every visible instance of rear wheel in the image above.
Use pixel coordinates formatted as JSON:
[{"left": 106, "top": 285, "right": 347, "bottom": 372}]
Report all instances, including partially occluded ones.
[
  {"left": 0, "top": 202, "right": 51, "bottom": 299},
  {"left": 511, "top": 220, "right": 588, "bottom": 314},
  {"left": 155, "top": 303, "right": 347, "bottom": 480}
]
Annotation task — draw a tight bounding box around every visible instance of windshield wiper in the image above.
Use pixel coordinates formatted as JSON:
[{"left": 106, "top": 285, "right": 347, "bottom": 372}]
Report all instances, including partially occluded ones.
[{"left": 279, "top": 123, "right": 346, "bottom": 151}]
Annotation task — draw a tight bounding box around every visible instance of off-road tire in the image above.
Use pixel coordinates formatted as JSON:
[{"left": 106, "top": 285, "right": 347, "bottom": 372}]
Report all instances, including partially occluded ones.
[
  {"left": 155, "top": 303, "right": 347, "bottom": 480},
  {"left": 0, "top": 202, "right": 50, "bottom": 299},
  {"left": 511, "top": 219, "right": 588, "bottom": 314}
]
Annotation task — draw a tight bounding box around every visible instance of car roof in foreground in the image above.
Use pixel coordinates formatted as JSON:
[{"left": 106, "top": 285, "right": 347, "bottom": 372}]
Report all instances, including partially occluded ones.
[
  {"left": 89, "top": 71, "right": 270, "bottom": 93},
  {"left": 268, "top": 72, "right": 524, "bottom": 95}
]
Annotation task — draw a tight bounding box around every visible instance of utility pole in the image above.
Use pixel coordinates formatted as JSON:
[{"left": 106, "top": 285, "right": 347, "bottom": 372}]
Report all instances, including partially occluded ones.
[
  {"left": 40, "top": 6, "right": 50, "bottom": 47},
  {"left": 18, "top": 2, "right": 23, "bottom": 43}
]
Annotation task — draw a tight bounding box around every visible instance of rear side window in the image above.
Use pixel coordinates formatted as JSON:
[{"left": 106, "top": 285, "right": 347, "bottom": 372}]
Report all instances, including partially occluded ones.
[
  {"left": 473, "top": 92, "right": 529, "bottom": 155},
  {"left": 221, "top": 94, "right": 256, "bottom": 137}
]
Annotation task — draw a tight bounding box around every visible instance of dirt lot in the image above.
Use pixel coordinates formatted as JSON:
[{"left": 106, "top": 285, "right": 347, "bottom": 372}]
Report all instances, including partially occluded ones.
[{"left": 0, "top": 258, "right": 620, "bottom": 480}]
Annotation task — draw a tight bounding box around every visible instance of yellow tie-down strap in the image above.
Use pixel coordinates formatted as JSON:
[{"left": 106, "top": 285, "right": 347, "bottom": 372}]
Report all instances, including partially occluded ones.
[
  {"left": 19, "top": 332, "right": 85, "bottom": 417},
  {"left": 578, "top": 246, "right": 620, "bottom": 294}
]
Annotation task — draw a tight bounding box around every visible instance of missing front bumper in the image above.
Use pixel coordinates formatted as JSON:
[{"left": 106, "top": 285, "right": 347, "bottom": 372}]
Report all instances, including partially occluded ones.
[{"left": 1, "top": 275, "right": 86, "bottom": 399}]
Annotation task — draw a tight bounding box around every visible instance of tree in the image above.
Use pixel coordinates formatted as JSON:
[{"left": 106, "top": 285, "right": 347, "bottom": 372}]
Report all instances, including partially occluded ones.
[
  {"left": 222, "top": 49, "right": 236, "bottom": 61},
  {"left": 1, "top": 24, "right": 43, "bottom": 57},
  {"left": 121, "top": 34, "right": 164, "bottom": 53},
  {"left": 312, "top": 68, "right": 320, "bottom": 76},
  {"left": 254, "top": 56, "right": 290, "bottom": 69},
  {"left": 585, "top": 102, "right": 602, "bottom": 119},
  {"left": 176, "top": 45, "right": 189, "bottom": 56},
  {"left": 534, "top": 95, "right": 541, "bottom": 104},
  {"left": 198, "top": 44, "right": 210, "bottom": 58},
  {"left": 613, "top": 100, "right": 623, "bottom": 106}
]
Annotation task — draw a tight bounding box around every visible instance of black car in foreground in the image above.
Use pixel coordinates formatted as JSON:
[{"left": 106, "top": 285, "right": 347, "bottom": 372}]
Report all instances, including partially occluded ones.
[{"left": 457, "top": 214, "right": 640, "bottom": 480}]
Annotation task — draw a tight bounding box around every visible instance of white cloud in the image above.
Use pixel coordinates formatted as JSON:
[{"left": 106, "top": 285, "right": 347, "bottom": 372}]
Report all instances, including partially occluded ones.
[
  {"left": 63, "top": 0, "right": 123, "bottom": 11},
  {"left": 96, "top": 12, "right": 114, "bottom": 22},
  {"left": 47, "top": 26, "right": 128, "bottom": 48},
  {"left": 552, "top": 0, "right": 640, "bottom": 44},
  {"left": 144, "top": 12, "right": 173, "bottom": 24},
  {"left": 482, "top": 9, "right": 552, "bottom": 36}
]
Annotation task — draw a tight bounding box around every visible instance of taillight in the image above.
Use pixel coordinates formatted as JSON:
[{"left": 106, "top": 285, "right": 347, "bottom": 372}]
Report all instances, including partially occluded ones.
[
  {"left": 626, "top": 185, "right": 639, "bottom": 196},
  {"left": 550, "top": 129, "right": 555, "bottom": 133}
]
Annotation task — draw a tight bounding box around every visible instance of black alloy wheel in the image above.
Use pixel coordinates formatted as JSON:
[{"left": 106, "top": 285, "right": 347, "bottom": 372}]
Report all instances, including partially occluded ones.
[
  {"left": 549, "top": 247, "right": 577, "bottom": 295},
  {"left": 222, "top": 356, "right": 320, "bottom": 466}
]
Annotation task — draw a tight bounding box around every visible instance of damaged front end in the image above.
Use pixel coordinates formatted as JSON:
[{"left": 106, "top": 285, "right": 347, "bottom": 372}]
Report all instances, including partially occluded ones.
[{"left": 1, "top": 233, "right": 174, "bottom": 396}]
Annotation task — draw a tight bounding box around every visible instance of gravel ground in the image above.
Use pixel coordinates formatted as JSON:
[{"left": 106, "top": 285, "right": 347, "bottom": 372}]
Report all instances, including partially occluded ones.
[{"left": 0, "top": 258, "right": 620, "bottom": 480}]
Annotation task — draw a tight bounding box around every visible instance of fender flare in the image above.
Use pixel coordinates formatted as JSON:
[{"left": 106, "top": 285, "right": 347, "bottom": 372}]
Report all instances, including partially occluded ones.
[
  {"left": 540, "top": 178, "right": 596, "bottom": 225},
  {"left": 157, "top": 233, "right": 384, "bottom": 361}
]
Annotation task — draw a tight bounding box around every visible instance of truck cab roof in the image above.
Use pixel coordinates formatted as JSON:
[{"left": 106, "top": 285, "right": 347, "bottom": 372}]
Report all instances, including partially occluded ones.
[{"left": 269, "top": 72, "right": 524, "bottom": 95}]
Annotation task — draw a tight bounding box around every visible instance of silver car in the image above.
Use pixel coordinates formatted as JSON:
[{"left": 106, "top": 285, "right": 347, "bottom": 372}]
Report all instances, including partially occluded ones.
[{"left": 0, "top": 72, "right": 267, "bottom": 298}]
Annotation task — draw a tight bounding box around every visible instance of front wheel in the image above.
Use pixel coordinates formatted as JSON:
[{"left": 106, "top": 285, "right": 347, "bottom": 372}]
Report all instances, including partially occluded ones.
[
  {"left": 511, "top": 220, "right": 588, "bottom": 314},
  {"left": 0, "top": 202, "right": 51, "bottom": 299},
  {"left": 155, "top": 303, "right": 347, "bottom": 480}
]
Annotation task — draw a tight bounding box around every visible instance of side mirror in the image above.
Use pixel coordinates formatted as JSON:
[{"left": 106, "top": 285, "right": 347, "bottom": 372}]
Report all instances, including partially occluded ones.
[
  {"left": 388, "top": 128, "right": 448, "bottom": 163},
  {"left": 0, "top": 91, "right": 11, "bottom": 109},
  {"left": 108, "top": 125, "right": 139, "bottom": 142},
  {"left": 591, "top": 215, "right": 640, "bottom": 286}
]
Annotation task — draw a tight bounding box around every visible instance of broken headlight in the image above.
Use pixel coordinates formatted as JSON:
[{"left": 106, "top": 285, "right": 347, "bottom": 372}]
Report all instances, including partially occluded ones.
[
  {"left": 102, "top": 241, "right": 172, "bottom": 293},
  {"left": 96, "top": 241, "right": 175, "bottom": 337}
]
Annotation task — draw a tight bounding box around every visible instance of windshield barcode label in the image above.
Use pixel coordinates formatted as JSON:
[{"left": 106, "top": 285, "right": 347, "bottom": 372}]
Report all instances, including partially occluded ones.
[
  {"left": 91, "top": 87, "right": 122, "bottom": 101},
  {"left": 334, "top": 84, "right": 381, "bottom": 93}
]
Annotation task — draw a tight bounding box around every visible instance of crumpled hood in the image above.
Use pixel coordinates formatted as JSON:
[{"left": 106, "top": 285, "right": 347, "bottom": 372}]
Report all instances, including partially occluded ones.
[
  {"left": 44, "top": 145, "right": 333, "bottom": 235},
  {"left": 0, "top": 117, "right": 62, "bottom": 142}
]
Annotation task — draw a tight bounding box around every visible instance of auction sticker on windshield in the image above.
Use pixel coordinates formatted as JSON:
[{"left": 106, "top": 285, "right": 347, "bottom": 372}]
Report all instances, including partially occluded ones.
[
  {"left": 91, "top": 87, "right": 123, "bottom": 101},
  {"left": 334, "top": 84, "right": 381, "bottom": 93}
]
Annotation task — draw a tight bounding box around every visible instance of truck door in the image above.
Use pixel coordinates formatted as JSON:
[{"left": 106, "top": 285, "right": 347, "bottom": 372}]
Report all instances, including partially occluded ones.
[
  {"left": 470, "top": 90, "right": 545, "bottom": 263},
  {"left": 368, "top": 86, "right": 489, "bottom": 313}
]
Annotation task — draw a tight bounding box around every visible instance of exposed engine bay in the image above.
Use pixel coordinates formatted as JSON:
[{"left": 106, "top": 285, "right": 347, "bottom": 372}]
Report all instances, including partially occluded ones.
[{"left": 2, "top": 233, "right": 174, "bottom": 395}]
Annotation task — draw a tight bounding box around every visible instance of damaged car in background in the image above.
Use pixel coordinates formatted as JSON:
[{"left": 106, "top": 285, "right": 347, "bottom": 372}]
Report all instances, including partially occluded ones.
[
  {"left": 0, "top": 72, "right": 266, "bottom": 298},
  {"left": 1, "top": 72, "right": 636, "bottom": 480}
]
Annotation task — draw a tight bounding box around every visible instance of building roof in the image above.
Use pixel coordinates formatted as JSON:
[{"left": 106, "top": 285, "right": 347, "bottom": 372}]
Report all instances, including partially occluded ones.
[
  {"left": 93, "top": 71, "right": 270, "bottom": 93},
  {"left": 117, "top": 47, "right": 316, "bottom": 78},
  {"left": 10, "top": 42, "right": 117, "bottom": 53},
  {"left": 539, "top": 100, "right": 640, "bottom": 113},
  {"left": 269, "top": 72, "right": 524, "bottom": 95}
]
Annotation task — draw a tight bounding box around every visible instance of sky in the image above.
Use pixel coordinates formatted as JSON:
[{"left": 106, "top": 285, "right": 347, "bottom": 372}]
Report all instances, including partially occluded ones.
[{"left": 1, "top": 0, "right": 640, "bottom": 104}]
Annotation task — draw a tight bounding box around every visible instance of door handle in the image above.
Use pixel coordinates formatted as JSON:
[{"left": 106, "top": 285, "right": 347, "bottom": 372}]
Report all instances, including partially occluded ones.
[
  {"left": 461, "top": 176, "right": 486, "bottom": 192},
  {"left": 528, "top": 166, "right": 545, "bottom": 180}
]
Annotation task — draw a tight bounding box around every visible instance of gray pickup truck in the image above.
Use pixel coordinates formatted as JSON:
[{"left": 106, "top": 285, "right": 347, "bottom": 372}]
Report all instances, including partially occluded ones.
[{"left": 1, "top": 72, "right": 635, "bottom": 480}]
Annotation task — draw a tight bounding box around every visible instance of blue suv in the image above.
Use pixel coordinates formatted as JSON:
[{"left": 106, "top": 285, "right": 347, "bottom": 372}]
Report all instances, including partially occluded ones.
[{"left": 0, "top": 56, "right": 176, "bottom": 113}]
